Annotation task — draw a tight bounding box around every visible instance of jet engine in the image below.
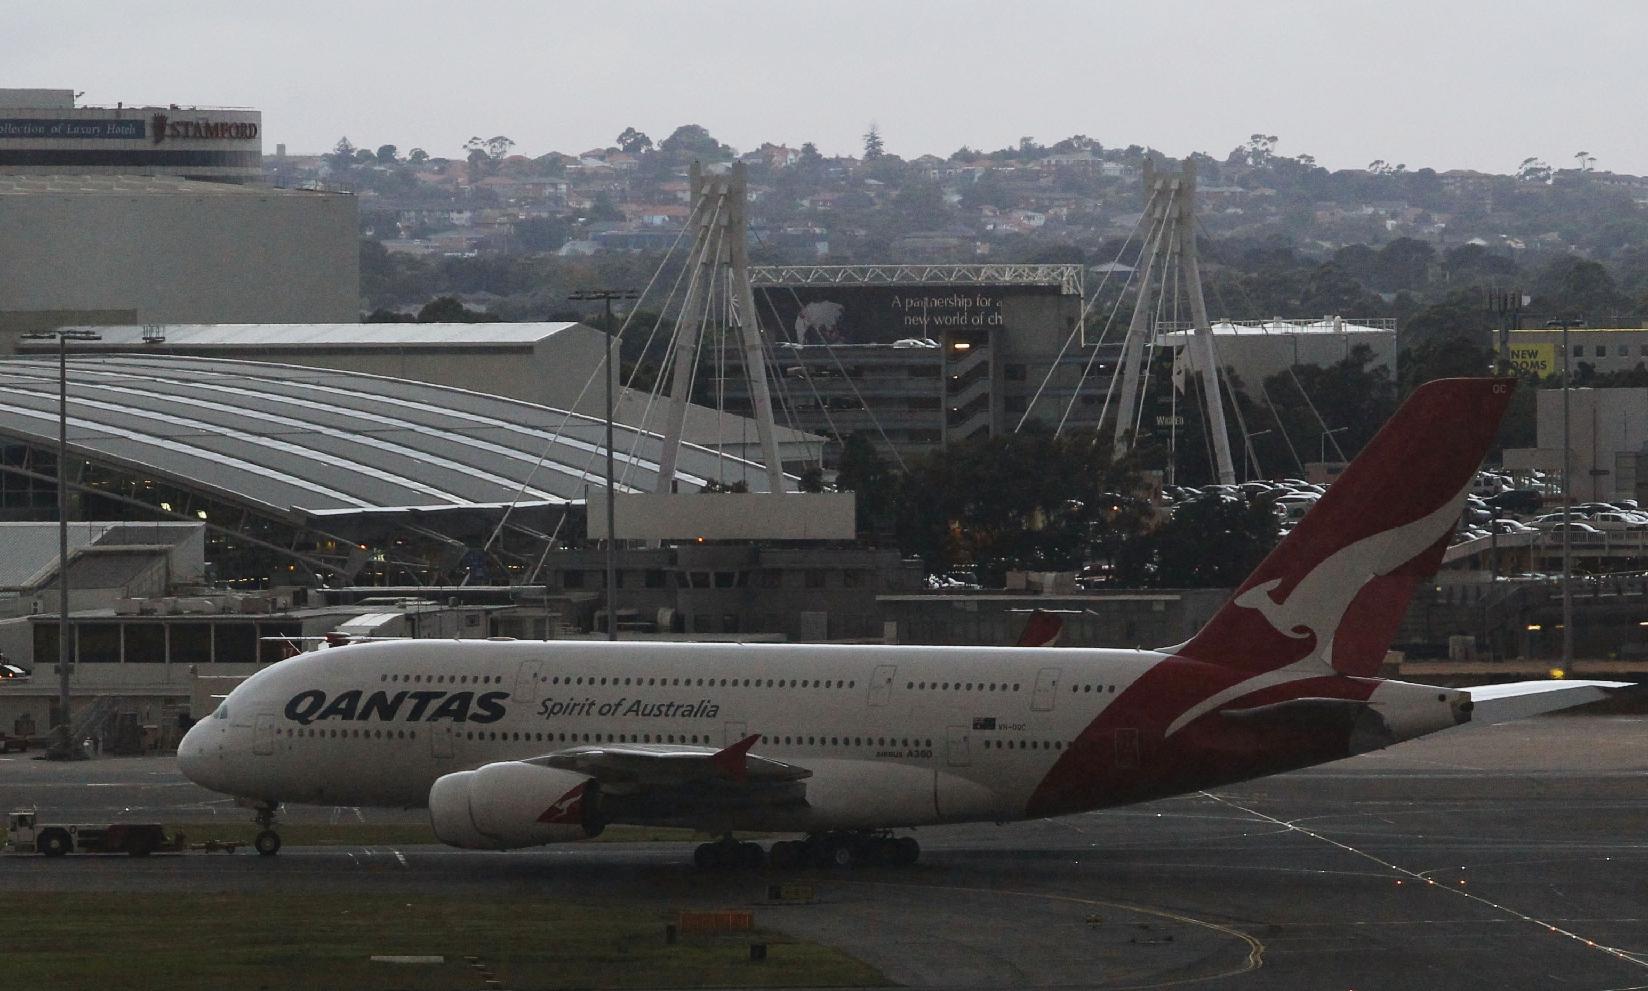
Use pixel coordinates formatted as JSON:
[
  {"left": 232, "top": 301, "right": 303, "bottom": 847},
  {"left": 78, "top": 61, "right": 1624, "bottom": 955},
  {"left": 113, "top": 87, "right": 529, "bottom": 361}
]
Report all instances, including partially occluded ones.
[{"left": 428, "top": 761, "right": 600, "bottom": 850}]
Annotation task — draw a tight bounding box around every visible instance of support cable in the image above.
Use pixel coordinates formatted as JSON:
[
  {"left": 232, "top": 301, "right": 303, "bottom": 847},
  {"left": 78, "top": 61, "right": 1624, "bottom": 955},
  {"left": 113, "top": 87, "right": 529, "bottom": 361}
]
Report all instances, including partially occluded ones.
[
  {"left": 1064, "top": 194, "right": 1171, "bottom": 438},
  {"left": 1015, "top": 203, "right": 1154, "bottom": 432}
]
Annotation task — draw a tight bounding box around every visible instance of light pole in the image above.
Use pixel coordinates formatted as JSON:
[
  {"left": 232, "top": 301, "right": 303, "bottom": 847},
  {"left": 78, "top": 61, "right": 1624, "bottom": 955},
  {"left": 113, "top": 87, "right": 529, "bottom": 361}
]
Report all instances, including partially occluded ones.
[
  {"left": 1547, "top": 317, "right": 1582, "bottom": 673},
  {"left": 1319, "top": 426, "right": 1348, "bottom": 465},
  {"left": 1243, "top": 429, "right": 1271, "bottom": 482},
  {"left": 569, "top": 288, "right": 638, "bottom": 642},
  {"left": 22, "top": 329, "right": 100, "bottom": 759}
]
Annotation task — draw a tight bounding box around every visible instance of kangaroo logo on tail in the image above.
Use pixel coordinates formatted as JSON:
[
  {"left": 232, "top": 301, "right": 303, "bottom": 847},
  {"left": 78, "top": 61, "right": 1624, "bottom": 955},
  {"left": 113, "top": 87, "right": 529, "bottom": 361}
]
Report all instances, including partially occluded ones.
[{"left": 1232, "top": 489, "right": 1468, "bottom": 670}]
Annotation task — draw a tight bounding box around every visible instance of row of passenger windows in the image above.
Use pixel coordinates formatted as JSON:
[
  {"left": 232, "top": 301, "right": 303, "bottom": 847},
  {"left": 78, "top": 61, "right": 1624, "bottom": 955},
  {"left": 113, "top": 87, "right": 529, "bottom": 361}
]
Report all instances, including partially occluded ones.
[
  {"left": 280, "top": 727, "right": 1068, "bottom": 754},
  {"left": 907, "top": 680, "right": 1022, "bottom": 692},
  {"left": 287, "top": 727, "right": 414, "bottom": 739},
  {"left": 371, "top": 672, "right": 1114, "bottom": 695},
  {"left": 543, "top": 676, "right": 857, "bottom": 689}
]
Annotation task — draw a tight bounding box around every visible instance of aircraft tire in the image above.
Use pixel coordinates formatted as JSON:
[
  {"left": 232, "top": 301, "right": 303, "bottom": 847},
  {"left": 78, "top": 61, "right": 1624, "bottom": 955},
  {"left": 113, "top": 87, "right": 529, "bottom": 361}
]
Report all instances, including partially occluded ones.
[
  {"left": 768, "top": 840, "right": 803, "bottom": 869},
  {"left": 737, "top": 842, "right": 764, "bottom": 869},
  {"left": 825, "top": 837, "right": 857, "bottom": 869},
  {"left": 254, "top": 829, "right": 282, "bottom": 857},
  {"left": 693, "top": 843, "right": 719, "bottom": 869},
  {"left": 895, "top": 836, "right": 920, "bottom": 865}
]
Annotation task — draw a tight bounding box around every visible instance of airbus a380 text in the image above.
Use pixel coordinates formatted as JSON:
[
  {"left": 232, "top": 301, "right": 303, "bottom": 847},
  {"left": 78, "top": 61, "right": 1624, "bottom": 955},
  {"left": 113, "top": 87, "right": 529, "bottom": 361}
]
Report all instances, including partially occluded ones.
[{"left": 178, "top": 378, "right": 1628, "bottom": 868}]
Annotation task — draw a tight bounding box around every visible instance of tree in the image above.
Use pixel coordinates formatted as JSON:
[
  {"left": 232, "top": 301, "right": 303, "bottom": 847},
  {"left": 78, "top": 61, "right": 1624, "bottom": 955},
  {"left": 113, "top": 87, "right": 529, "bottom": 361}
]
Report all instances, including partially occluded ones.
[
  {"left": 1574, "top": 150, "right": 1596, "bottom": 172},
  {"left": 417, "top": 296, "right": 500, "bottom": 323},
  {"left": 325, "top": 136, "right": 357, "bottom": 171},
  {"left": 353, "top": 148, "right": 376, "bottom": 165},
  {"left": 835, "top": 432, "right": 897, "bottom": 535},
  {"left": 658, "top": 124, "right": 729, "bottom": 161},
  {"left": 407, "top": 148, "right": 429, "bottom": 165},
  {"left": 375, "top": 144, "right": 398, "bottom": 164},
  {"left": 1516, "top": 157, "right": 1552, "bottom": 183},
  {"left": 1117, "top": 494, "right": 1276, "bottom": 587},
  {"left": 615, "top": 127, "right": 652, "bottom": 154},
  {"left": 862, "top": 123, "right": 885, "bottom": 161}
]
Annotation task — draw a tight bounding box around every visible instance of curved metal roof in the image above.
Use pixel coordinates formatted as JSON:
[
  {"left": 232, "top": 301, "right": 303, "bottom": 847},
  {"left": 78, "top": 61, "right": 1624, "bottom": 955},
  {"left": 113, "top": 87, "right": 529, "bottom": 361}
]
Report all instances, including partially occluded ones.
[{"left": 0, "top": 355, "right": 785, "bottom": 518}]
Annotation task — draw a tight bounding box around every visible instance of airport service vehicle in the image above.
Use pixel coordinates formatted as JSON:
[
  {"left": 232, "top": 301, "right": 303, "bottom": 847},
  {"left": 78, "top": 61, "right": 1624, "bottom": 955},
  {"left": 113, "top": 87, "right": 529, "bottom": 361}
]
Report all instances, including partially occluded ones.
[
  {"left": 5, "top": 811, "right": 182, "bottom": 857},
  {"left": 178, "top": 378, "right": 1630, "bottom": 868}
]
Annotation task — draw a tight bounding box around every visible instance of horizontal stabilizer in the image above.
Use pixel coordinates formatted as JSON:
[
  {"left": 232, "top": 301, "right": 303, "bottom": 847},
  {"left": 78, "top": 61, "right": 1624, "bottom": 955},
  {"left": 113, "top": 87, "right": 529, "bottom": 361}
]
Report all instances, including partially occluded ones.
[
  {"left": 1221, "top": 697, "right": 1372, "bottom": 730},
  {"left": 1466, "top": 680, "right": 1634, "bottom": 724}
]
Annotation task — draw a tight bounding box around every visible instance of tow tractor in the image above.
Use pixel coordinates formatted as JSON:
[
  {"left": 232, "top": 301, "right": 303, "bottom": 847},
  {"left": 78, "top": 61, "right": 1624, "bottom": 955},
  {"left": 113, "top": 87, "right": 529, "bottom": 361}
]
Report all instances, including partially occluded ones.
[{"left": 5, "top": 810, "right": 184, "bottom": 857}]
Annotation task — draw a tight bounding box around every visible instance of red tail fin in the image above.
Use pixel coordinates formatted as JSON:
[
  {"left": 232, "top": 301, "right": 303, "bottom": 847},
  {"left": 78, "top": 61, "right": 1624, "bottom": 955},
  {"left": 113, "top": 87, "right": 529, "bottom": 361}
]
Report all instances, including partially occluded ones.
[
  {"left": 1173, "top": 378, "right": 1515, "bottom": 677},
  {"left": 1016, "top": 609, "right": 1065, "bottom": 647}
]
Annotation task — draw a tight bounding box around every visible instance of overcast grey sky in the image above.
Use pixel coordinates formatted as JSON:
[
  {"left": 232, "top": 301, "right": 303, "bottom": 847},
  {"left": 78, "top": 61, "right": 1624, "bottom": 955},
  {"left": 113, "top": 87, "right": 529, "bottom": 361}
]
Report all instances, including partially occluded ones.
[{"left": 8, "top": 0, "right": 1647, "bottom": 174}]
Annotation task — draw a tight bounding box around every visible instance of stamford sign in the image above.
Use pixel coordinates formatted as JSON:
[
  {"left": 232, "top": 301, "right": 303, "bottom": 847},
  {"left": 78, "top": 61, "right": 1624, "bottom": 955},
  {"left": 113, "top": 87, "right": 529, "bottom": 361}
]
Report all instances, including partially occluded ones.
[{"left": 151, "top": 114, "right": 258, "bottom": 144}]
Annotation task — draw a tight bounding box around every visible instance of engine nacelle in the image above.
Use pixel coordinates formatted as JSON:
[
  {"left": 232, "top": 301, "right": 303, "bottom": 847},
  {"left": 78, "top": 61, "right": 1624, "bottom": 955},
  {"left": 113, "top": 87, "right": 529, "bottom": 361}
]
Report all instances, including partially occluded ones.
[{"left": 428, "top": 761, "right": 599, "bottom": 850}]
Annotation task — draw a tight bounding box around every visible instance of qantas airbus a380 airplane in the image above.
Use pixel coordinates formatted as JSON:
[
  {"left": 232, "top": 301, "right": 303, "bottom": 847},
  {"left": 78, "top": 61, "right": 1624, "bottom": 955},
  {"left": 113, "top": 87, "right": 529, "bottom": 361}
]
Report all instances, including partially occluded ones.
[{"left": 178, "top": 378, "right": 1627, "bottom": 867}]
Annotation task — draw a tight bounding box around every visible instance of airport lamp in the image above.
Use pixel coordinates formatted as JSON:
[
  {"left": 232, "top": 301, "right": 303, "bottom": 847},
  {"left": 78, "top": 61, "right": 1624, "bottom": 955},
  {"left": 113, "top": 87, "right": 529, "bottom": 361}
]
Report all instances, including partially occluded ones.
[
  {"left": 21, "top": 329, "right": 101, "bottom": 760},
  {"left": 569, "top": 289, "right": 638, "bottom": 641}
]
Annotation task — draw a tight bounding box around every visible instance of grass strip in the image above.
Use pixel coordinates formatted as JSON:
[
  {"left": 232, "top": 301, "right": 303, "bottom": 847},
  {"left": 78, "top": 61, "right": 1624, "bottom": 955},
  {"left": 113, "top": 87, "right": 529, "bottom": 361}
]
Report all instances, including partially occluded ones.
[{"left": 9, "top": 891, "right": 889, "bottom": 990}]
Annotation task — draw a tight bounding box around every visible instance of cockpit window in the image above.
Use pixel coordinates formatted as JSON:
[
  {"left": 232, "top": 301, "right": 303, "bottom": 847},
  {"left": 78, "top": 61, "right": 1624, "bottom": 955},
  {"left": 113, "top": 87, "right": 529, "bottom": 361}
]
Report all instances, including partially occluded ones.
[{"left": 213, "top": 703, "right": 229, "bottom": 720}]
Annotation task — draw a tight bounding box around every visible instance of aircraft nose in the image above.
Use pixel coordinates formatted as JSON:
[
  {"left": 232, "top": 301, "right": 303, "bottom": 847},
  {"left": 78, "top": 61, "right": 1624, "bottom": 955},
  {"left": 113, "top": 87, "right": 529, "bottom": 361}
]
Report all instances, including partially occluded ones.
[{"left": 177, "top": 720, "right": 213, "bottom": 788}]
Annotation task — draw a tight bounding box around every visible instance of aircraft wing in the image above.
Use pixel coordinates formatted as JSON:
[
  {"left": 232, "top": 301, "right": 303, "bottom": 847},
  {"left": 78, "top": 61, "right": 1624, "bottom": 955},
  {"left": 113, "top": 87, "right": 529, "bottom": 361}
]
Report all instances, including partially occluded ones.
[
  {"left": 1466, "top": 680, "right": 1634, "bottom": 724},
  {"left": 526, "top": 733, "right": 811, "bottom": 789}
]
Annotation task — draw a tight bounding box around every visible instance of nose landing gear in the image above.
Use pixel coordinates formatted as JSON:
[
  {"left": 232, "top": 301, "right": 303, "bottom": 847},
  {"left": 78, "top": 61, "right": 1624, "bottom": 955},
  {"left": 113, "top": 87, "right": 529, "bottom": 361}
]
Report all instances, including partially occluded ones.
[{"left": 250, "top": 801, "right": 282, "bottom": 856}]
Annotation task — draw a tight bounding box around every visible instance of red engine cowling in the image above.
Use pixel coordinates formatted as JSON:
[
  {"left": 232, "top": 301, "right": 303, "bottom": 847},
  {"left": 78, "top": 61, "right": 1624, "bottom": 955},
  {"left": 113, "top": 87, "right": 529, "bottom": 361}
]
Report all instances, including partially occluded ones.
[{"left": 428, "top": 762, "right": 598, "bottom": 850}]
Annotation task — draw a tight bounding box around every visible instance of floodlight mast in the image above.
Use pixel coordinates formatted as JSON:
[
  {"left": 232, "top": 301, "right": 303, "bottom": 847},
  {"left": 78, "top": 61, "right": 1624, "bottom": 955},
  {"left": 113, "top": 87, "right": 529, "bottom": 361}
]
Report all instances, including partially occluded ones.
[
  {"left": 21, "top": 329, "right": 100, "bottom": 760},
  {"left": 569, "top": 289, "right": 638, "bottom": 642}
]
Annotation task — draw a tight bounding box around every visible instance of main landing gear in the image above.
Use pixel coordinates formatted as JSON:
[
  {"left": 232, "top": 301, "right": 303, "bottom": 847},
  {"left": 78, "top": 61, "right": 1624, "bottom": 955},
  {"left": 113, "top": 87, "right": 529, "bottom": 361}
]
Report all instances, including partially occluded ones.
[
  {"left": 250, "top": 801, "right": 282, "bottom": 857},
  {"left": 693, "top": 832, "right": 920, "bottom": 870}
]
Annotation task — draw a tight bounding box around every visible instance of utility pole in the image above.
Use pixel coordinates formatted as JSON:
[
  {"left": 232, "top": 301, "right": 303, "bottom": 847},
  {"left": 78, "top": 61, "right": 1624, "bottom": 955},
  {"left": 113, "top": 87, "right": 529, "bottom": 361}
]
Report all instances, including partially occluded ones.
[
  {"left": 22, "top": 329, "right": 100, "bottom": 759},
  {"left": 1547, "top": 317, "right": 1582, "bottom": 674},
  {"left": 1486, "top": 287, "right": 1523, "bottom": 373},
  {"left": 570, "top": 289, "right": 637, "bottom": 641}
]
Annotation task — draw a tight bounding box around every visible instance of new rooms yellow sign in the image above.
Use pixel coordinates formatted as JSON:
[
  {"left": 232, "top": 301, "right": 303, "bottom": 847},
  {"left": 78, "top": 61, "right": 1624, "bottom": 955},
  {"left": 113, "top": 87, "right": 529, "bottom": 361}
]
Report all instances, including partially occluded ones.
[{"left": 1507, "top": 343, "right": 1554, "bottom": 376}]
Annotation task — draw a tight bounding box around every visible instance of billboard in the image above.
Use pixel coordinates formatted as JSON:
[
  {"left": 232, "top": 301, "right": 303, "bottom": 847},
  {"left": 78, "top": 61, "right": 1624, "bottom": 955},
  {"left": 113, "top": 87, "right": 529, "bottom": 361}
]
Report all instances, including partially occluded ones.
[
  {"left": 755, "top": 284, "right": 1060, "bottom": 345},
  {"left": 1507, "top": 343, "right": 1554, "bottom": 376}
]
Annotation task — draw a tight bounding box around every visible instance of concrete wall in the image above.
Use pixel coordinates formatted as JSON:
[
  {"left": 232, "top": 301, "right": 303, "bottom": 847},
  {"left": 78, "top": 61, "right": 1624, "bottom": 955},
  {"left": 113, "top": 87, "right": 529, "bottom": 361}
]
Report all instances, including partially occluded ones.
[
  {"left": 1508, "top": 387, "right": 1648, "bottom": 503},
  {"left": 0, "top": 189, "right": 358, "bottom": 326}
]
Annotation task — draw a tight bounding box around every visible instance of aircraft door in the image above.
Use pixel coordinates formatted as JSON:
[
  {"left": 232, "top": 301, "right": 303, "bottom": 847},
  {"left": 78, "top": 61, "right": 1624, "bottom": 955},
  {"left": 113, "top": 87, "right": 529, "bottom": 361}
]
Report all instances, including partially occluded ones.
[
  {"left": 867, "top": 665, "right": 896, "bottom": 706},
  {"left": 723, "top": 722, "right": 747, "bottom": 746},
  {"left": 1031, "top": 667, "right": 1062, "bottom": 712},
  {"left": 514, "top": 660, "right": 545, "bottom": 705},
  {"left": 430, "top": 724, "right": 455, "bottom": 759},
  {"left": 1114, "top": 728, "right": 1140, "bottom": 769},
  {"left": 944, "top": 725, "right": 971, "bottom": 767},
  {"left": 253, "top": 713, "right": 275, "bottom": 756}
]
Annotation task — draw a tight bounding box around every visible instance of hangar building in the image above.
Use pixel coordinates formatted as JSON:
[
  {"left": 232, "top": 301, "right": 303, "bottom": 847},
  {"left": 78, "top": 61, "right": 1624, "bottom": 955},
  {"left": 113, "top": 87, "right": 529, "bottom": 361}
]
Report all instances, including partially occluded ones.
[{"left": 0, "top": 353, "right": 797, "bottom": 585}]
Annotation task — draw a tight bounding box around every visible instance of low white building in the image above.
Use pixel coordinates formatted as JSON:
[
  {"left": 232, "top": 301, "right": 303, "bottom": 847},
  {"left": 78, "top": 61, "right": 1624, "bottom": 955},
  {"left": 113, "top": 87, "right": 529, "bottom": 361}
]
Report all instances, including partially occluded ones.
[
  {"left": 1504, "top": 387, "right": 1648, "bottom": 504},
  {"left": 1159, "top": 316, "right": 1397, "bottom": 384}
]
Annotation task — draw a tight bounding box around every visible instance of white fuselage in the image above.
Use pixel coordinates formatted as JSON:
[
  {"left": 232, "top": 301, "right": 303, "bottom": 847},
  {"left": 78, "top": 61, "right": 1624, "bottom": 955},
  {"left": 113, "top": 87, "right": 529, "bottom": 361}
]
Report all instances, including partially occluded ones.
[{"left": 178, "top": 637, "right": 1464, "bottom": 834}]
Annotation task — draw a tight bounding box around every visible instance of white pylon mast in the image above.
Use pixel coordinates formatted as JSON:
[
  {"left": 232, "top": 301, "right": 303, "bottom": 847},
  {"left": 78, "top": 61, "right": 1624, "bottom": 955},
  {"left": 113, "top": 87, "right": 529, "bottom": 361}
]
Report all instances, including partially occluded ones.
[
  {"left": 655, "top": 161, "right": 788, "bottom": 495},
  {"left": 1110, "top": 160, "right": 1236, "bottom": 485}
]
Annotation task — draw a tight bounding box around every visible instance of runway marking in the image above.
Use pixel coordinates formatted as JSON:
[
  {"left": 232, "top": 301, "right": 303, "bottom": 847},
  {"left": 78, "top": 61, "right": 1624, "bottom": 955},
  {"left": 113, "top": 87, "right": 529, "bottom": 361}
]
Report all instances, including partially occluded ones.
[
  {"left": 839, "top": 878, "right": 1265, "bottom": 988},
  {"left": 1202, "top": 791, "right": 1648, "bottom": 972}
]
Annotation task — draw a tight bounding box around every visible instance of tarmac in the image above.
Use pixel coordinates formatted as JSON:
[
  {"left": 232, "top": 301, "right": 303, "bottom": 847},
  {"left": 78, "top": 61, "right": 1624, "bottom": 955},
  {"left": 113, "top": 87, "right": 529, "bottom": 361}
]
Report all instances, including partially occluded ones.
[{"left": 3, "top": 713, "right": 1645, "bottom": 990}]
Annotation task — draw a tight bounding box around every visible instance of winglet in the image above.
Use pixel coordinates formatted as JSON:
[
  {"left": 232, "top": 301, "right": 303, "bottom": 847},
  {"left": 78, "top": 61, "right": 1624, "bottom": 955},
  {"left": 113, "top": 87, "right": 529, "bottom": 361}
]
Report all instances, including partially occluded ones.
[{"left": 711, "top": 733, "right": 761, "bottom": 781}]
